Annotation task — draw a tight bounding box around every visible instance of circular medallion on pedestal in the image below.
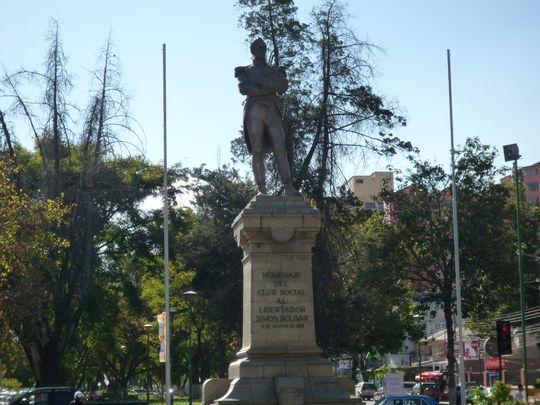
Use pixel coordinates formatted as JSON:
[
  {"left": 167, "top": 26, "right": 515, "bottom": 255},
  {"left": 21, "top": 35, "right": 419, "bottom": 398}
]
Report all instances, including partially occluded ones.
[{"left": 270, "top": 227, "right": 294, "bottom": 242}]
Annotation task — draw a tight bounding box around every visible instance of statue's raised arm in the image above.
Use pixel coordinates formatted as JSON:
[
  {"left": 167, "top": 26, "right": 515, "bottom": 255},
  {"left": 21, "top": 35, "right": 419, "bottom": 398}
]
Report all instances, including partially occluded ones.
[{"left": 235, "top": 38, "right": 300, "bottom": 196}]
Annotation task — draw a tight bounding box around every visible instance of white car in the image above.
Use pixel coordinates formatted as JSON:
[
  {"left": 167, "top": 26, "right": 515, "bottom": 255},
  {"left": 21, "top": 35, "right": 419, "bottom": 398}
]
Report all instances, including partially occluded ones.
[{"left": 355, "top": 382, "right": 378, "bottom": 400}]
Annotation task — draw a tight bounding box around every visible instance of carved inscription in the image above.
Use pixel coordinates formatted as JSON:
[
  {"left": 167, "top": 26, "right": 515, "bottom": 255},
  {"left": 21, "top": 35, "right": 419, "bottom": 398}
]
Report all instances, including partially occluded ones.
[{"left": 256, "top": 271, "right": 308, "bottom": 329}]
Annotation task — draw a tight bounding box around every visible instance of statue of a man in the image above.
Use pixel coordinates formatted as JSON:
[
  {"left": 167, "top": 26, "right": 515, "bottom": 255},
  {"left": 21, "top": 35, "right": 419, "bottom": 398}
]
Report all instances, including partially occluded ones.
[{"left": 235, "top": 38, "right": 299, "bottom": 196}]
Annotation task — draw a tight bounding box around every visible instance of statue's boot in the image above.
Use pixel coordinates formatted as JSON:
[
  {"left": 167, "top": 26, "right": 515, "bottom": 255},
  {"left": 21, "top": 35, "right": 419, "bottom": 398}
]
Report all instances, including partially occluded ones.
[{"left": 253, "top": 153, "right": 267, "bottom": 195}]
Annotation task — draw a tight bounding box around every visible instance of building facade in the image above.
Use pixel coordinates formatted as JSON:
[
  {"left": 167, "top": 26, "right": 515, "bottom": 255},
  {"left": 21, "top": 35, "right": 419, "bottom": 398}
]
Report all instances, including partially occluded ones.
[
  {"left": 522, "top": 162, "right": 540, "bottom": 206},
  {"left": 502, "top": 161, "right": 540, "bottom": 206},
  {"left": 347, "top": 171, "right": 394, "bottom": 211}
]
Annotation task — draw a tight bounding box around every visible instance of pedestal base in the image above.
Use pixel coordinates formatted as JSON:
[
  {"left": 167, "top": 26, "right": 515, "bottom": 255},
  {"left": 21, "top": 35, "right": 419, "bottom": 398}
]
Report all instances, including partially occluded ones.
[
  {"left": 203, "top": 375, "right": 361, "bottom": 405},
  {"left": 202, "top": 195, "right": 360, "bottom": 405}
]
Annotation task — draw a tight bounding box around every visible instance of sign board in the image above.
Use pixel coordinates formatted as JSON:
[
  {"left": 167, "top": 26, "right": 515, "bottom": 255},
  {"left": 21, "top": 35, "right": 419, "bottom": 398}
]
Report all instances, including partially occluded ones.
[
  {"left": 464, "top": 340, "right": 480, "bottom": 359},
  {"left": 384, "top": 373, "right": 404, "bottom": 396},
  {"left": 444, "top": 340, "right": 480, "bottom": 360},
  {"left": 485, "top": 357, "right": 506, "bottom": 370},
  {"left": 366, "top": 359, "right": 384, "bottom": 369},
  {"left": 338, "top": 359, "right": 352, "bottom": 371}
]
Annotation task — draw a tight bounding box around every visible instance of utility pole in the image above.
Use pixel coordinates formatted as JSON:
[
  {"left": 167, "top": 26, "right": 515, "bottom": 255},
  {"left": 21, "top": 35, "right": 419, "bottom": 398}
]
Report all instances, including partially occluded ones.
[{"left": 503, "top": 143, "right": 528, "bottom": 402}]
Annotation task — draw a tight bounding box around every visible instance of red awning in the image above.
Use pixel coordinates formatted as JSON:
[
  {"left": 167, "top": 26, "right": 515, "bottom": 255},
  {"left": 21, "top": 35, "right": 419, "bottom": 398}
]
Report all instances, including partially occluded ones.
[{"left": 415, "top": 371, "right": 443, "bottom": 381}]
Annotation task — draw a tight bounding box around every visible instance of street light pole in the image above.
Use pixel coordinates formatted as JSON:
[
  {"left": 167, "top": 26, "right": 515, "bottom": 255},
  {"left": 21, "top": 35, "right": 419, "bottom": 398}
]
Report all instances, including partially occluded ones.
[
  {"left": 514, "top": 159, "right": 529, "bottom": 401},
  {"left": 418, "top": 341, "right": 422, "bottom": 374},
  {"left": 183, "top": 291, "right": 198, "bottom": 405},
  {"left": 169, "top": 308, "right": 177, "bottom": 405},
  {"left": 503, "top": 143, "right": 528, "bottom": 403},
  {"left": 144, "top": 323, "right": 152, "bottom": 403},
  {"left": 413, "top": 314, "right": 424, "bottom": 378}
]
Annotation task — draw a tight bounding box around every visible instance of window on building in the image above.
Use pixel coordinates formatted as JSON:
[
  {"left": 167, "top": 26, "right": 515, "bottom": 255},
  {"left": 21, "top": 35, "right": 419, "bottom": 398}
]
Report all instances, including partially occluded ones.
[
  {"left": 527, "top": 197, "right": 539, "bottom": 206},
  {"left": 355, "top": 178, "right": 364, "bottom": 184},
  {"left": 526, "top": 182, "right": 539, "bottom": 192},
  {"left": 523, "top": 167, "right": 538, "bottom": 176},
  {"left": 364, "top": 201, "right": 376, "bottom": 209}
]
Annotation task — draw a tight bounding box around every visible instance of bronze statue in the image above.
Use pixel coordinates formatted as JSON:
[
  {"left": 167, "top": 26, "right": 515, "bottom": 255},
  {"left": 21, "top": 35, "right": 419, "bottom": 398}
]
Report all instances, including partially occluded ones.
[{"left": 235, "top": 38, "right": 300, "bottom": 196}]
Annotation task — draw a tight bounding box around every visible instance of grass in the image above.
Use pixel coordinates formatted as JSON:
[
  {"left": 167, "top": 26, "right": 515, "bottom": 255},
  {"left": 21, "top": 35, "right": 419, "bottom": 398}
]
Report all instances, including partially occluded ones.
[{"left": 150, "top": 399, "right": 201, "bottom": 405}]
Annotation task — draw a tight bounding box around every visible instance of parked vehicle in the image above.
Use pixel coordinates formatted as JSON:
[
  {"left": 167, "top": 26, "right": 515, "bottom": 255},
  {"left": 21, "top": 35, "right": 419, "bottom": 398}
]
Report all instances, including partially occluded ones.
[
  {"left": 355, "top": 382, "right": 378, "bottom": 400},
  {"left": 375, "top": 394, "right": 439, "bottom": 405},
  {"left": 373, "top": 387, "right": 386, "bottom": 401},
  {"left": 411, "top": 382, "right": 441, "bottom": 401},
  {"left": 0, "top": 390, "right": 17, "bottom": 405},
  {"left": 8, "top": 387, "right": 78, "bottom": 405}
]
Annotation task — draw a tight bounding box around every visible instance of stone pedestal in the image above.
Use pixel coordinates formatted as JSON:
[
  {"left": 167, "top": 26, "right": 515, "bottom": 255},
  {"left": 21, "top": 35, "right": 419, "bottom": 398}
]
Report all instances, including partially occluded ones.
[{"left": 203, "top": 195, "right": 360, "bottom": 405}]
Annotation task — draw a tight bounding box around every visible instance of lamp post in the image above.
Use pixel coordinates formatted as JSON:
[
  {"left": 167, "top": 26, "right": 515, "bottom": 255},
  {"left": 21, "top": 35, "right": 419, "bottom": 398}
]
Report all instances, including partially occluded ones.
[
  {"left": 503, "top": 143, "right": 528, "bottom": 402},
  {"left": 144, "top": 323, "right": 153, "bottom": 402},
  {"left": 413, "top": 314, "right": 424, "bottom": 378},
  {"left": 169, "top": 308, "right": 177, "bottom": 405},
  {"left": 183, "top": 291, "right": 198, "bottom": 405}
]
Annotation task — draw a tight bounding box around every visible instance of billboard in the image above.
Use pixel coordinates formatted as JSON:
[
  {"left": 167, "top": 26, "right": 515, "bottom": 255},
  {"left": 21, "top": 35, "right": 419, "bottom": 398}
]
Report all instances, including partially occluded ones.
[
  {"left": 485, "top": 357, "right": 506, "bottom": 370},
  {"left": 444, "top": 340, "right": 480, "bottom": 360},
  {"left": 384, "top": 373, "right": 404, "bottom": 396},
  {"left": 157, "top": 312, "right": 167, "bottom": 363}
]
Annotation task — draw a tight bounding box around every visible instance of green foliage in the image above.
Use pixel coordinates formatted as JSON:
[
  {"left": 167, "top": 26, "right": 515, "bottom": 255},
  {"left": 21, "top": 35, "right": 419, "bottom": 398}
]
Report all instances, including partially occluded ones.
[
  {"left": 472, "top": 381, "right": 518, "bottom": 405},
  {"left": 0, "top": 156, "right": 70, "bottom": 282},
  {"left": 378, "top": 137, "right": 537, "bottom": 402},
  {"left": 0, "top": 22, "right": 174, "bottom": 386},
  {"left": 373, "top": 365, "right": 403, "bottom": 381},
  {"left": 0, "top": 377, "right": 23, "bottom": 389},
  {"left": 0, "top": 156, "right": 70, "bottom": 384},
  {"left": 183, "top": 165, "right": 257, "bottom": 377},
  {"left": 313, "top": 202, "right": 413, "bottom": 358}
]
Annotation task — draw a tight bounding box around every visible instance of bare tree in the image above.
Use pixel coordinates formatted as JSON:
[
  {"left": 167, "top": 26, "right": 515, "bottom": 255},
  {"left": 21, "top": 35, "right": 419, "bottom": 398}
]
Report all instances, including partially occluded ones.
[{"left": 0, "top": 21, "right": 147, "bottom": 386}]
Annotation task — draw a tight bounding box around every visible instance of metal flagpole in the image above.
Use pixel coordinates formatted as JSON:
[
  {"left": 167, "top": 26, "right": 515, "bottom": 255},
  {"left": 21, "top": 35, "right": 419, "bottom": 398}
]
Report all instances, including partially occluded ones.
[
  {"left": 447, "top": 49, "right": 466, "bottom": 405},
  {"left": 162, "top": 43, "right": 172, "bottom": 405}
]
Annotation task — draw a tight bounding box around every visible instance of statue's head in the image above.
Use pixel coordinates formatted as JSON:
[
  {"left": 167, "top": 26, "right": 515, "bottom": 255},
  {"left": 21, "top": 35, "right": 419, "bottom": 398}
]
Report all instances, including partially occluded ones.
[{"left": 250, "top": 37, "right": 267, "bottom": 60}]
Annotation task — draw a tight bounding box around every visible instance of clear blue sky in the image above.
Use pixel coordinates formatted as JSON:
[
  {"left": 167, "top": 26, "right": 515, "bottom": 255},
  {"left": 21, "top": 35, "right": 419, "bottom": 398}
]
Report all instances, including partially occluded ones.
[{"left": 2, "top": 0, "right": 539, "bottom": 186}]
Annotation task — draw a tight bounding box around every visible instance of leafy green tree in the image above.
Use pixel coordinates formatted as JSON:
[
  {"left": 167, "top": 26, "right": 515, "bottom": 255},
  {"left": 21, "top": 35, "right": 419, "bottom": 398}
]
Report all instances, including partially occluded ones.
[
  {"left": 310, "top": 198, "right": 416, "bottom": 364},
  {"left": 379, "top": 138, "right": 538, "bottom": 403},
  {"left": 0, "top": 154, "right": 70, "bottom": 382},
  {"left": 0, "top": 156, "right": 69, "bottom": 385},
  {"left": 184, "top": 165, "right": 257, "bottom": 377},
  {"left": 0, "top": 21, "right": 170, "bottom": 386},
  {"left": 108, "top": 165, "right": 256, "bottom": 385},
  {"left": 72, "top": 288, "right": 149, "bottom": 398}
]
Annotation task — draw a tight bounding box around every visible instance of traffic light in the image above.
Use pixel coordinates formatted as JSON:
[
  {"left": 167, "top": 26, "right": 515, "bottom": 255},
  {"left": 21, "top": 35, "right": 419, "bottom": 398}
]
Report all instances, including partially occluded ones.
[{"left": 496, "top": 320, "right": 512, "bottom": 355}]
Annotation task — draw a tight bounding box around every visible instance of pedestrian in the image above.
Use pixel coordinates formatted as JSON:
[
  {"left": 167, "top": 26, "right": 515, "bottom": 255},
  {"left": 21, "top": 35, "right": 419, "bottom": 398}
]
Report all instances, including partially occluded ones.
[
  {"left": 514, "top": 384, "right": 524, "bottom": 402},
  {"left": 69, "top": 391, "right": 84, "bottom": 405}
]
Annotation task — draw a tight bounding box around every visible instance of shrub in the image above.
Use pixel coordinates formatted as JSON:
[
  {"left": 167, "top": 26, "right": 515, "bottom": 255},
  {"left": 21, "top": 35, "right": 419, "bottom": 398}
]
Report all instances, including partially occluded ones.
[{"left": 472, "top": 381, "right": 519, "bottom": 405}]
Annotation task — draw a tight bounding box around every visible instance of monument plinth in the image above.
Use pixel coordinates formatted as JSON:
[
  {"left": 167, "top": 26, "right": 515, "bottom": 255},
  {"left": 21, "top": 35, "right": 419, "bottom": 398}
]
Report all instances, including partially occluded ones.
[{"left": 203, "top": 195, "right": 360, "bottom": 405}]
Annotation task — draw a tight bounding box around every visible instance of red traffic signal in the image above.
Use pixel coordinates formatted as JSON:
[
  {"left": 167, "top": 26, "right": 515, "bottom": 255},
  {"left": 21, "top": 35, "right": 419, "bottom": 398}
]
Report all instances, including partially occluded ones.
[{"left": 496, "top": 320, "right": 512, "bottom": 355}]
